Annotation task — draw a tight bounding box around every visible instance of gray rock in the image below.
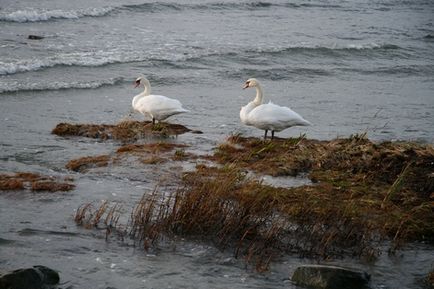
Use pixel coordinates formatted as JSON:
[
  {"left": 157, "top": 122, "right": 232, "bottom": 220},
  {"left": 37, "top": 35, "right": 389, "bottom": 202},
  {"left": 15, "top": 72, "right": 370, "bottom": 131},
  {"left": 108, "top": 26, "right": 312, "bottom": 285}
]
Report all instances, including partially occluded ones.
[
  {"left": 0, "top": 265, "right": 59, "bottom": 289},
  {"left": 291, "top": 265, "right": 370, "bottom": 289}
]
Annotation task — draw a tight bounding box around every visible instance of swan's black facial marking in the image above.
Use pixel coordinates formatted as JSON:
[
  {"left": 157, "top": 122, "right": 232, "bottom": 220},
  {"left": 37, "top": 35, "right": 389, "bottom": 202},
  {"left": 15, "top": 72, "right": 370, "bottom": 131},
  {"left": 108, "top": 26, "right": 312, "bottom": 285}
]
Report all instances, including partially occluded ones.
[
  {"left": 243, "top": 80, "right": 251, "bottom": 89},
  {"left": 134, "top": 78, "right": 141, "bottom": 88}
]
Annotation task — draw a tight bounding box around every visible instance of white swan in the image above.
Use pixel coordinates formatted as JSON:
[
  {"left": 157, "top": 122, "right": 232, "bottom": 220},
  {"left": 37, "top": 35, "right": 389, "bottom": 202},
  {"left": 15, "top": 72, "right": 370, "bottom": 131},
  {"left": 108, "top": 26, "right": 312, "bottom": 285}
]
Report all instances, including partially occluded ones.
[
  {"left": 132, "top": 76, "right": 188, "bottom": 124},
  {"left": 240, "top": 78, "right": 311, "bottom": 140}
]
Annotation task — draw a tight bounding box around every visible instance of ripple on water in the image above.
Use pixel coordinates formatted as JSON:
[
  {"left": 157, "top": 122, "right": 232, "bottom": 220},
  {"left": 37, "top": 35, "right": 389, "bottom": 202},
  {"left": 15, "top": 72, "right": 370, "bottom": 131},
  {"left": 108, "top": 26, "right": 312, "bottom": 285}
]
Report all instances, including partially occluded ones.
[{"left": 17, "top": 228, "right": 79, "bottom": 237}]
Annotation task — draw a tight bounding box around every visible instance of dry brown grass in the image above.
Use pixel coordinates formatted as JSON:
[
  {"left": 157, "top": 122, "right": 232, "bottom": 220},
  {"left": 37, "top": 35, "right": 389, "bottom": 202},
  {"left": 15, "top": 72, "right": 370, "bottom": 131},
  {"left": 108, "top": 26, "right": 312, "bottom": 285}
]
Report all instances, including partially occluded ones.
[
  {"left": 74, "top": 134, "right": 434, "bottom": 267},
  {"left": 428, "top": 269, "right": 434, "bottom": 288},
  {"left": 53, "top": 120, "right": 199, "bottom": 142},
  {"left": 65, "top": 155, "right": 112, "bottom": 172},
  {"left": 74, "top": 201, "right": 122, "bottom": 232},
  {"left": 0, "top": 172, "right": 75, "bottom": 192},
  {"left": 31, "top": 180, "right": 75, "bottom": 192}
]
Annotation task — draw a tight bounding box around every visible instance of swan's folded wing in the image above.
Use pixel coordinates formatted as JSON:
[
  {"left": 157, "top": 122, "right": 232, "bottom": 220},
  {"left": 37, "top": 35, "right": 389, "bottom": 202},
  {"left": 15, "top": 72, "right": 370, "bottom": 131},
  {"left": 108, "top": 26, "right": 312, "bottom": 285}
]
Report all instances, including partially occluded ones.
[
  {"left": 248, "top": 103, "right": 311, "bottom": 130},
  {"left": 136, "top": 95, "right": 188, "bottom": 121}
]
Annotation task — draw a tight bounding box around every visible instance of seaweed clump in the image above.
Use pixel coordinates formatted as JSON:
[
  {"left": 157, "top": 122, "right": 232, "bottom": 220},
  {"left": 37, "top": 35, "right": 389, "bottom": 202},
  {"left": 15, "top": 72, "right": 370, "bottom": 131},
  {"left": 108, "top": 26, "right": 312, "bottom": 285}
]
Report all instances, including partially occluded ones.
[
  {"left": 0, "top": 172, "right": 74, "bottom": 192},
  {"left": 52, "top": 120, "right": 198, "bottom": 142}
]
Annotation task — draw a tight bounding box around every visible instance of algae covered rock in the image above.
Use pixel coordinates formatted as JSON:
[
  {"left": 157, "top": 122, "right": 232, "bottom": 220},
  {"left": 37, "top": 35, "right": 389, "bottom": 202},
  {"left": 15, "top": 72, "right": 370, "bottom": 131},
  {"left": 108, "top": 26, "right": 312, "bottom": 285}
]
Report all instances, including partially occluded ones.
[
  {"left": 291, "top": 265, "right": 370, "bottom": 289},
  {"left": 0, "top": 265, "right": 59, "bottom": 289}
]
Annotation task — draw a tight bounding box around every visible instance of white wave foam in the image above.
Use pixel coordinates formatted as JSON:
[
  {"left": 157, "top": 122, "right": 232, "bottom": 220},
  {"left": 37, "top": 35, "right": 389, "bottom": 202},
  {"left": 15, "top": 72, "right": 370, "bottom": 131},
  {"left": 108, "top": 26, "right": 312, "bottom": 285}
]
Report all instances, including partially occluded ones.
[
  {"left": 301, "top": 42, "right": 396, "bottom": 50},
  {"left": 252, "top": 42, "right": 399, "bottom": 54},
  {"left": 0, "top": 7, "right": 115, "bottom": 23},
  {"left": 344, "top": 43, "right": 382, "bottom": 49},
  {"left": 0, "top": 47, "right": 202, "bottom": 76},
  {"left": 0, "top": 77, "right": 123, "bottom": 94},
  {"left": 0, "top": 50, "right": 141, "bottom": 75}
]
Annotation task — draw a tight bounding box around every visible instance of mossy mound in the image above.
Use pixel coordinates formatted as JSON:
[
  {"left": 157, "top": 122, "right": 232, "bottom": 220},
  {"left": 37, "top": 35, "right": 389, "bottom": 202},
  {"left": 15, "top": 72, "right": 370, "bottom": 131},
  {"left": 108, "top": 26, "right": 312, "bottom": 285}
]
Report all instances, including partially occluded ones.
[
  {"left": 0, "top": 172, "right": 74, "bottom": 192},
  {"left": 211, "top": 134, "right": 434, "bottom": 199},
  {"left": 52, "top": 120, "right": 200, "bottom": 142},
  {"left": 195, "top": 135, "right": 434, "bottom": 256}
]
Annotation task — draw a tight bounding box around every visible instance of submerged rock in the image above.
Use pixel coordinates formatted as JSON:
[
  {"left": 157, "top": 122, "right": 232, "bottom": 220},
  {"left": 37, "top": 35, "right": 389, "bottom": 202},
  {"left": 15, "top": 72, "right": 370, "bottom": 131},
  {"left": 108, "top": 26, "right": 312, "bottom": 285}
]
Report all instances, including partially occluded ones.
[
  {"left": 28, "top": 35, "right": 44, "bottom": 40},
  {"left": 0, "top": 265, "right": 59, "bottom": 289},
  {"left": 291, "top": 265, "right": 370, "bottom": 289}
]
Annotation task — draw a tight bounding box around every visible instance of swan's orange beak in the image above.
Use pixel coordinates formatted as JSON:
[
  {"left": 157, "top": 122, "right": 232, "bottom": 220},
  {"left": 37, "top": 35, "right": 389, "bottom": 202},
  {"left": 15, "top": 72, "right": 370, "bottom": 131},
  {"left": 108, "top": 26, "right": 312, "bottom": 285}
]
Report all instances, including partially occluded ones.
[{"left": 243, "top": 83, "right": 249, "bottom": 89}]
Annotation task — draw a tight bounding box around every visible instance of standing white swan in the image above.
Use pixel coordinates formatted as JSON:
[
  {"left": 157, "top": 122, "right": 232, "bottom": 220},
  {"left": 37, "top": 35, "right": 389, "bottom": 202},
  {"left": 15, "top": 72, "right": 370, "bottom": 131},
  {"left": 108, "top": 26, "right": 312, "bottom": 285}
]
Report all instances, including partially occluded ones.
[
  {"left": 132, "top": 76, "right": 188, "bottom": 124},
  {"left": 240, "top": 78, "right": 311, "bottom": 140}
]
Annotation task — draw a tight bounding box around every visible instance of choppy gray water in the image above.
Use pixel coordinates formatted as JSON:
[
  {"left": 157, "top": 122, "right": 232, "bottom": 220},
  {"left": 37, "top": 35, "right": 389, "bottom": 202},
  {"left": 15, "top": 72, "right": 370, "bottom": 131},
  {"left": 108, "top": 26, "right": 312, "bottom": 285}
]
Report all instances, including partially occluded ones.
[{"left": 1, "top": 0, "right": 433, "bottom": 288}]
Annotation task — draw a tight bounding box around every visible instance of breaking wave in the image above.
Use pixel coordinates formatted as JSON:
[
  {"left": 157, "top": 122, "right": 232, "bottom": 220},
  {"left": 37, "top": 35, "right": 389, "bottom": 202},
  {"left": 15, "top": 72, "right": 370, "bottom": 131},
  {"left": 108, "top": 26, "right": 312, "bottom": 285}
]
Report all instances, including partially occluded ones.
[
  {"left": 0, "top": 42, "right": 403, "bottom": 77},
  {"left": 0, "top": 1, "right": 343, "bottom": 23},
  {"left": 0, "top": 7, "right": 115, "bottom": 23},
  {"left": 0, "top": 77, "right": 123, "bottom": 94},
  {"left": 0, "top": 50, "right": 147, "bottom": 75},
  {"left": 247, "top": 42, "right": 401, "bottom": 55}
]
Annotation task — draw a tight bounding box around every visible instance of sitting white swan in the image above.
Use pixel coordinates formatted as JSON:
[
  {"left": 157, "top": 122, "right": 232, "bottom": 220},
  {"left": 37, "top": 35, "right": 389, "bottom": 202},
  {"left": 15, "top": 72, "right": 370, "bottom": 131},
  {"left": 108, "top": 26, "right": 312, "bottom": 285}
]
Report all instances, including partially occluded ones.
[
  {"left": 132, "top": 76, "right": 188, "bottom": 124},
  {"left": 240, "top": 78, "right": 311, "bottom": 140}
]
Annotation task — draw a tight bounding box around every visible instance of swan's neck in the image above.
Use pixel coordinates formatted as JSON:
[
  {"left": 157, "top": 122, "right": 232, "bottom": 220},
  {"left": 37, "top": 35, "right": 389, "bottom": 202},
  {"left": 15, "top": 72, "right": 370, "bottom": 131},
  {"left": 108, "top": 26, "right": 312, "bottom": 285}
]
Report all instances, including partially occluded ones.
[
  {"left": 142, "top": 79, "right": 151, "bottom": 96},
  {"left": 132, "top": 79, "right": 152, "bottom": 108},
  {"left": 252, "top": 85, "right": 263, "bottom": 106}
]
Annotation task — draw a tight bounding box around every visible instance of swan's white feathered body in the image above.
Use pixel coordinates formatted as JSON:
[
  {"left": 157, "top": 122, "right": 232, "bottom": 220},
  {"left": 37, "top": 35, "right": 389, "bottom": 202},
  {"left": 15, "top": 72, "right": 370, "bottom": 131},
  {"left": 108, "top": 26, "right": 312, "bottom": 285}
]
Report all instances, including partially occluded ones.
[
  {"left": 132, "top": 76, "right": 188, "bottom": 123},
  {"left": 240, "top": 78, "right": 311, "bottom": 139},
  {"left": 243, "top": 101, "right": 311, "bottom": 132}
]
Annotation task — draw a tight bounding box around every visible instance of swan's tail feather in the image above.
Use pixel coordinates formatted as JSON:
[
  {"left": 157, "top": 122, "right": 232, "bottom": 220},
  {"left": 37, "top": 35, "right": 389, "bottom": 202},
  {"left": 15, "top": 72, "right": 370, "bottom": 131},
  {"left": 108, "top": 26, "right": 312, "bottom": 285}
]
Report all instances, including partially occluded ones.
[{"left": 299, "top": 118, "right": 312, "bottom": 126}]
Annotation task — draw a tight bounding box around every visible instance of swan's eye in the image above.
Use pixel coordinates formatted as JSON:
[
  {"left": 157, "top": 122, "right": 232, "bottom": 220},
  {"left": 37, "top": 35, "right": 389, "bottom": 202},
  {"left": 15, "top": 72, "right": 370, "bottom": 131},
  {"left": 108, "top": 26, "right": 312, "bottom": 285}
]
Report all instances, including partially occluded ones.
[{"left": 246, "top": 81, "right": 250, "bottom": 86}]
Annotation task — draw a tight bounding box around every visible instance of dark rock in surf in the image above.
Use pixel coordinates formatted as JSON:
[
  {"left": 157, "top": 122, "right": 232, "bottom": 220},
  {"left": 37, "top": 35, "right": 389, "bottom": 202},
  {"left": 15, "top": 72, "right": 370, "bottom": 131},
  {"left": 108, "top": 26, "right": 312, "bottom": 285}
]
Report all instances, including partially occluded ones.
[
  {"left": 28, "top": 35, "right": 44, "bottom": 40},
  {"left": 291, "top": 265, "right": 370, "bottom": 289},
  {"left": 0, "top": 265, "right": 59, "bottom": 289}
]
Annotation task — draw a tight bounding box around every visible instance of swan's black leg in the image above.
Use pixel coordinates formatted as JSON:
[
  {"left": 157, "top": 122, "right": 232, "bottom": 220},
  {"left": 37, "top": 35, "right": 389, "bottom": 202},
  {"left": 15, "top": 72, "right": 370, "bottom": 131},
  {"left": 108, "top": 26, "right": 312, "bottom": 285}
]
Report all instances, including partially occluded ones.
[
  {"left": 152, "top": 118, "right": 155, "bottom": 125},
  {"left": 271, "top": 131, "right": 275, "bottom": 140},
  {"left": 264, "top": 130, "right": 268, "bottom": 140}
]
